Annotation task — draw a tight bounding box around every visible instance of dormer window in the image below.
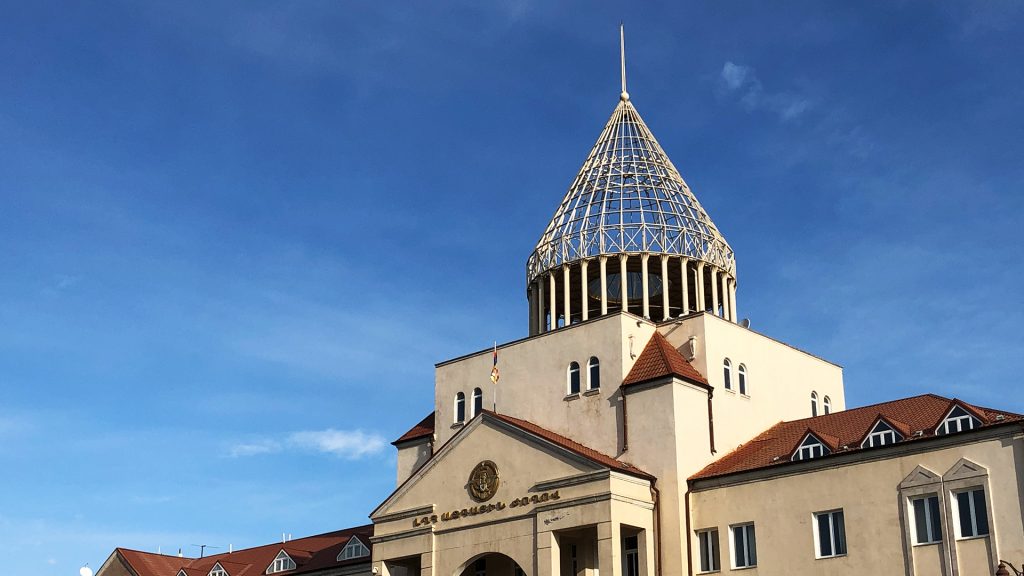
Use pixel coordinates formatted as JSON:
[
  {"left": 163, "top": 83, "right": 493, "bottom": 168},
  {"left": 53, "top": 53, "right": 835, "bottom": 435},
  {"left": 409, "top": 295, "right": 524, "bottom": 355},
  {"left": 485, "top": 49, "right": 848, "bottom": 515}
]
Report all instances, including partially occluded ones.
[
  {"left": 269, "top": 550, "right": 297, "bottom": 574},
  {"left": 862, "top": 420, "right": 903, "bottom": 448},
  {"left": 567, "top": 362, "right": 581, "bottom": 395},
  {"left": 936, "top": 405, "right": 981, "bottom": 435},
  {"left": 793, "top": 433, "right": 830, "bottom": 461},
  {"left": 338, "top": 536, "right": 370, "bottom": 561},
  {"left": 209, "top": 563, "right": 228, "bottom": 576}
]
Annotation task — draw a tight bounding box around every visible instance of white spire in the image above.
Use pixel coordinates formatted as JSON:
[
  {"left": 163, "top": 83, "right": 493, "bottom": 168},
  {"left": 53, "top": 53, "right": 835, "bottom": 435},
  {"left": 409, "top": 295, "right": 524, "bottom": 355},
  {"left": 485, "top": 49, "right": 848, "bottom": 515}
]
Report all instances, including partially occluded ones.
[{"left": 619, "top": 24, "right": 629, "bottom": 101}]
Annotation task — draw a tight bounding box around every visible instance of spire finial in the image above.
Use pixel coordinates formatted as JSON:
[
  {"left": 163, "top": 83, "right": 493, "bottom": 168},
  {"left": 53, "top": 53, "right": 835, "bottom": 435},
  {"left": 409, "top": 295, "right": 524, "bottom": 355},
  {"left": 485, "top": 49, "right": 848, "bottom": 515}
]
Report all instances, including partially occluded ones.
[{"left": 619, "top": 23, "right": 629, "bottom": 101}]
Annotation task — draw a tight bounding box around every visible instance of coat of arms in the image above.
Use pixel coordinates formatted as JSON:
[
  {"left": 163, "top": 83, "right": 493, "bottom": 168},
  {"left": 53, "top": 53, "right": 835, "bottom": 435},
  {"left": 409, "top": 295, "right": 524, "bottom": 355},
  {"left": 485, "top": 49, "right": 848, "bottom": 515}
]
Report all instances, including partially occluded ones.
[{"left": 468, "top": 460, "right": 500, "bottom": 502}]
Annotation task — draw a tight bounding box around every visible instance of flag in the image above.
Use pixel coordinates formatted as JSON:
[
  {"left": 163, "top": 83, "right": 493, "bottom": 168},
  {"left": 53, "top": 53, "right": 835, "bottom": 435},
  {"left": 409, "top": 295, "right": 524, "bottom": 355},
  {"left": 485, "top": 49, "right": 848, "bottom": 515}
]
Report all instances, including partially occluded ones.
[{"left": 490, "top": 342, "right": 500, "bottom": 384}]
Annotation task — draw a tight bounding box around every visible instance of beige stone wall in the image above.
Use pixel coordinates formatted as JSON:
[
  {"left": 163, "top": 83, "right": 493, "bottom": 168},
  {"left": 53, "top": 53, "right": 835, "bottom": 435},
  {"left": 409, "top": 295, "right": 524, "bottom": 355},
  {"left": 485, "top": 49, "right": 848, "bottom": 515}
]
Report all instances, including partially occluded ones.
[
  {"left": 689, "top": 431, "right": 1024, "bottom": 575},
  {"left": 660, "top": 313, "right": 845, "bottom": 455},
  {"left": 397, "top": 439, "right": 433, "bottom": 486},
  {"left": 433, "top": 314, "right": 657, "bottom": 457}
]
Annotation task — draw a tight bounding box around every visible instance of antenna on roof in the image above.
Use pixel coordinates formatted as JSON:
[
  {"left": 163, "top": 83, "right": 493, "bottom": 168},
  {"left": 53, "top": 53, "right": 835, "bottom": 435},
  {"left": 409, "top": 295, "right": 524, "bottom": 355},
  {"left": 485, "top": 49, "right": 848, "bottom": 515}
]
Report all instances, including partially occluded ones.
[
  {"left": 192, "top": 544, "right": 219, "bottom": 558},
  {"left": 619, "top": 23, "right": 629, "bottom": 102}
]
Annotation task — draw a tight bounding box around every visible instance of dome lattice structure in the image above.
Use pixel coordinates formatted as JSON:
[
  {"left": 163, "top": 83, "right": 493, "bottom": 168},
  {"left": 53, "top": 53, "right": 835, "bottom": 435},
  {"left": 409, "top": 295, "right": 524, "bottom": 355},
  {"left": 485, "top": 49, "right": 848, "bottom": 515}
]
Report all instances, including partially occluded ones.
[
  {"left": 526, "top": 97, "right": 738, "bottom": 335},
  {"left": 527, "top": 99, "right": 734, "bottom": 283}
]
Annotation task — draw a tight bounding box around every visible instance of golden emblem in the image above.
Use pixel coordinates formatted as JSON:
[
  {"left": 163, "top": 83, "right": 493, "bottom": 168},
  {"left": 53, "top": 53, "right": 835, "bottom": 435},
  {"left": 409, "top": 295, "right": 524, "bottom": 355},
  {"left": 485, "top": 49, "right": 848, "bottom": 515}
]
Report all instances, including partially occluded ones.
[{"left": 468, "top": 460, "right": 500, "bottom": 502}]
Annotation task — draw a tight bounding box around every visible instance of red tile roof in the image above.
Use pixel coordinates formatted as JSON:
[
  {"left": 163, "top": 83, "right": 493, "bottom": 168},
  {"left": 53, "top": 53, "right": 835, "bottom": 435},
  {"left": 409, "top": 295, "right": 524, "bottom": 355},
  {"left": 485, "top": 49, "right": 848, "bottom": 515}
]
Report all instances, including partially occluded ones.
[
  {"left": 484, "top": 411, "right": 655, "bottom": 480},
  {"left": 622, "top": 332, "right": 708, "bottom": 388},
  {"left": 116, "top": 525, "right": 372, "bottom": 576},
  {"left": 393, "top": 412, "right": 435, "bottom": 445},
  {"left": 691, "top": 394, "right": 1023, "bottom": 481}
]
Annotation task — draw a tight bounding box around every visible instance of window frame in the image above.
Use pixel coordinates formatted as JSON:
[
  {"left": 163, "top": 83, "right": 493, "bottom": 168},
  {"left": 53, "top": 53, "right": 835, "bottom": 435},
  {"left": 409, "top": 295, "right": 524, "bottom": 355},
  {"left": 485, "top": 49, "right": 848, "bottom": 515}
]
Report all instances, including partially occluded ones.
[
  {"left": 723, "top": 358, "right": 732, "bottom": 391},
  {"left": 953, "top": 487, "right": 990, "bottom": 539},
  {"left": 209, "top": 564, "right": 228, "bottom": 576},
  {"left": 587, "top": 356, "right": 601, "bottom": 391},
  {"left": 936, "top": 405, "right": 981, "bottom": 436},
  {"left": 813, "top": 509, "right": 847, "bottom": 559},
  {"left": 792, "top": 433, "right": 830, "bottom": 461},
  {"left": 737, "top": 364, "right": 747, "bottom": 396},
  {"left": 696, "top": 528, "right": 721, "bottom": 573},
  {"left": 729, "top": 522, "right": 757, "bottom": 569},
  {"left": 861, "top": 419, "right": 903, "bottom": 448},
  {"left": 621, "top": 534, "right": 639, "bottom": 576},
  {"left": 910, "top": 494, "right": 943, "bottom": 545},
  {"left": 269, "top": 550, "right": 296, "bottom": 574},
  {"left": 337, "top": 536, "right": 370, "bottom": 561},
  {"left": 471, "top": 387, "right": 483, "bottom": 417},
  {"left": 810, "top": 391, "right": 818, "bottom": 417},
  {"left": 454, "top": 392, "right": 466, "bottom": 424},
  {"left": 823, "top": 396, "right": 831, "bottom": 415},
  {"left": 567, "top": 361, "right": 581, "bottom": 395}
]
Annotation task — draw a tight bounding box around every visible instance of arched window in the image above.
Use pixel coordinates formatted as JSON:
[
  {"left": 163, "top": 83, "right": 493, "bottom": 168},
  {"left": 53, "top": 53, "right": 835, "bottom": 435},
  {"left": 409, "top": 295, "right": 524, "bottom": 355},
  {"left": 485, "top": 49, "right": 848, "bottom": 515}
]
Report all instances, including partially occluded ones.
[
  {"left": 567, "top": 362, "right": 581, "bottom": 394},
  {"left": 723, "top": 358, "right": 732, "bottom": 390},
  {"left": 472, "top": 387, "right": 483, "bottom": 417},
  {"left": 587, "top": 357, "right": 601, "bottom": 390},
  {"left": 811, "top": 391, "right": 818, "bottom": 417},
  {"left": 738, "top": 364, "right": 747, "bottom": 395},
  {"left": 823, "top": 396, "right": 831, "bottom": 415},
  {"left": 455, "top": 392, "right": 466, "bottom": 423}
]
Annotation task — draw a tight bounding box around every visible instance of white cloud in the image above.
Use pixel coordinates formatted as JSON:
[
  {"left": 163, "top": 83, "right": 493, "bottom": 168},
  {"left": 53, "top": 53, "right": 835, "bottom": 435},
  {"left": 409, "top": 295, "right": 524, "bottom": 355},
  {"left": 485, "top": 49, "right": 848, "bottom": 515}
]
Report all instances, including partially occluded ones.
[
  {"left": 288, "top": 429, "right": 386, "bottom": 459},
  {"left": 47, "top": 558, "right": 57, "bottom": 565},
  {"left": 229, "top": 429, "right": 386, "bottom": 459},
  {"left": 719, "top": 61, "right": 812, "bottom": 121}
]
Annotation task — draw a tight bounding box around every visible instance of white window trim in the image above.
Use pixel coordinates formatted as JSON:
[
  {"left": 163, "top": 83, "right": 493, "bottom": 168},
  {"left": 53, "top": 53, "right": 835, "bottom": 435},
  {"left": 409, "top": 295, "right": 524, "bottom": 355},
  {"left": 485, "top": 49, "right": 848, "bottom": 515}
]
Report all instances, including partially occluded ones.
[
  {"left": 696, "top": 528, "right": 720, "bottom": 573},
  {"left": 268, "top": 550, "right": 297, "bottom": 574},
  {"left": 952, "top": 487, "right": 990, "bottom": 540},
  {"left": 209, "top": 563, "right": 228, "bottom": 576},
  {"left": 792, "top": 433, "right": 830, "bottom": 461},
  {"left": 909, "top": 494, "right": 942, "bottom": 545},
  {"left": 587, "top": 356, "right": 600, "bottom": 391},
  {"left": 810, "top": 391, "right": 818, "bottom": 417},
  {"left": 723, "top": 358, "right": 733, "bottom": 391},
  {"left": 812, "top": 509, "right": 847, "bottom": 559},
  {"left": 935, "top": 405, "right": 980, "bottom": 436},
  {"left": 567, "top": 361, "right": 581, "bottom": 395},
  {"left": 729, "top": 522, "right": 756, "bottom": 569},
  {"left": 338, "top": 536, "right": 370, "bottom": 561},
  {"left": 823, "top": 396, "right": 831, "bottom": 414},
  {"left": 861, "top": 419, "right": 903, "bottom": 448},
  {"left": 454, "top": 392, "right": 466, "bottom": 424},
  {"left": 737, "top": 364, "right": 747, "bottom": 396},
  {"left": 471, "top": 387, "right": 483, "bottom": 418}
]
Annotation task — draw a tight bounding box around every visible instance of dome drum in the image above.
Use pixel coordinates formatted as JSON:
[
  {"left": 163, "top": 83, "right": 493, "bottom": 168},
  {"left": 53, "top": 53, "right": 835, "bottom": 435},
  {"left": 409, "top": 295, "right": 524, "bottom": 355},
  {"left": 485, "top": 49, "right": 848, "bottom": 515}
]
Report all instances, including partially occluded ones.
[{"left": 527, "top": 254, "right": 736, "bottom": 335}]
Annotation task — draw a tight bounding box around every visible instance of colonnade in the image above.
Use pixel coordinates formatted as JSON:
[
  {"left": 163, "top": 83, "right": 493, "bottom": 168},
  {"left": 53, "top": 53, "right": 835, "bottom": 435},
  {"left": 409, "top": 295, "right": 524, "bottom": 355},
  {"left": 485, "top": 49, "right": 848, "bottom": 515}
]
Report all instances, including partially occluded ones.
[{"left": 527, "top": 254, "right": 737, "bottom": 335}]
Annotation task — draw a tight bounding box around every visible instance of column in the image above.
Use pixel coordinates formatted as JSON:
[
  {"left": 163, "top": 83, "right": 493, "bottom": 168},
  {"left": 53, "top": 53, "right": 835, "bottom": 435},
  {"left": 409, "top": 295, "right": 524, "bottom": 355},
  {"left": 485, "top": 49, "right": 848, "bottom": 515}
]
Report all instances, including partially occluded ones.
[
  {"left": 660, "top": 255, "right": 670, "bottom": 320},
  {"left": 722, "top": 277, "right": 731, "bottom": 321},
  {"left": 538, "top": 279, "right": 546, "bottom": 333},
  {"left": 680, "top": 257, "right": 690, "bottom": 316},
  {"left": 711, "top": 268, "right": 720, "bottom": 317},
  {"left": 599, "top": 256, "right": 609, "bottom": 315},
  {"left": 730, "top": 277, "right": 738, "bottom": 322},
  {"left": 597, "top": 521, "right": 621, "bottom": 576},
  {"left": 580, "top": 259, "right": 590, "bottom": 322},
  {"left": 528, "top": 282, "right": 537, "bottom": 335},
  {"left": 640, "top": 253, "right": 650, "bottom": 320},
  {"left": 619, "top": 255, "right": 629, "bottom": 314},
  {"left": 696, "top": 262, "right": 706, "bottom": 313},
  {"left": 548, "top": 272, "right": 557, "bottom": 330},
  {"left": 563, "top": 265, "right": 571, "bottom": 327},
  {"left": 537, "top": 531, "right": 560, "bottom": 576}
]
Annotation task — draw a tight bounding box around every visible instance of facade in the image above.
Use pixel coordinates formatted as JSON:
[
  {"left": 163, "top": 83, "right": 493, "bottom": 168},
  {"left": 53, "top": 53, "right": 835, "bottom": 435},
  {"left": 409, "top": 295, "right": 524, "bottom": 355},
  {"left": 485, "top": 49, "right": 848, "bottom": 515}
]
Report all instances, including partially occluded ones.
[{"left": 98, "top": 44, "right": 1024, "bottom": 576}]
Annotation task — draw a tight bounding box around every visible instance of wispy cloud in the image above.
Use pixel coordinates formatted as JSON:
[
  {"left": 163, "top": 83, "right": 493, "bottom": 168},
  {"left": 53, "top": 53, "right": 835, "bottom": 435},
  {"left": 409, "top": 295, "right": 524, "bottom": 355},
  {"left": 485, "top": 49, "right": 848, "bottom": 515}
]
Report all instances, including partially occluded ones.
[
  {"left": 228, "top": 429, "right": 386, "bottom": 459},
  {"left": 719, "top": 61, "right": 812, "bottom": 121}
]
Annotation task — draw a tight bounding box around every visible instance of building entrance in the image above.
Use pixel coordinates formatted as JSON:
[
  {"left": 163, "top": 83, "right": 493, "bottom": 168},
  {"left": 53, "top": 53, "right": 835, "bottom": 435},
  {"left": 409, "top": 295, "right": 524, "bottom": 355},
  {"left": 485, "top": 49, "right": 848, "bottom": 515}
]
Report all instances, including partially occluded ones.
[{"left": 457, "top": 553, "right": 526, "bottom": 576}]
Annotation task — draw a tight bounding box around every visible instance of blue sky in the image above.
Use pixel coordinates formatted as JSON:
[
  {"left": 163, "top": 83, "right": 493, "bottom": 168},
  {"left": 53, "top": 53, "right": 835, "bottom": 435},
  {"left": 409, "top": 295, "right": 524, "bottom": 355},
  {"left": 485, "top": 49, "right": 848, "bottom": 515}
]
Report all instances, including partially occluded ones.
[{"left": 2, "top": 1, "right": 1022, "bottom": 573}]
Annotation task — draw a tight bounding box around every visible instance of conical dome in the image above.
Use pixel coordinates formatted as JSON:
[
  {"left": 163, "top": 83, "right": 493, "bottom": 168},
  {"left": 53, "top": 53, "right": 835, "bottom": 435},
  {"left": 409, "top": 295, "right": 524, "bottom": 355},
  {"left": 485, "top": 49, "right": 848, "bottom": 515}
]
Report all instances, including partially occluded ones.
[
  {"left": 526, "top": 98, "right": 738, "bottom": 335},
  {"left": 528, "top": 99, "right": 734, "bottom": 282}
]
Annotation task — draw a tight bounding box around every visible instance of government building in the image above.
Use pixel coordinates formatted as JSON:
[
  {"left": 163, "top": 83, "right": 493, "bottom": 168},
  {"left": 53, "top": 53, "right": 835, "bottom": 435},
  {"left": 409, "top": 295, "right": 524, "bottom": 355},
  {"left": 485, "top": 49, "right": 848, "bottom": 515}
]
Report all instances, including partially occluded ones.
[{"left": 98, "top": 41, "right": 1024, "bottom": 576}]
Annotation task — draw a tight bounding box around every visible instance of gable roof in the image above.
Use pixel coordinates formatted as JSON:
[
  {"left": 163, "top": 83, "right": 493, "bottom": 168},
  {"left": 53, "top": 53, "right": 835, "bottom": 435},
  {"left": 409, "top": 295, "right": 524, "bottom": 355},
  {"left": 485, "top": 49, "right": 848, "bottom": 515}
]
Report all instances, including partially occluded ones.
[
  {"left": 393, "top": 412, "right": 435, "bottom": 445},
  {"left": 485, "top": 411, "right": 655, "bottom": 480},
  {"left": 622, "top": 332, "right": 708, "bottom": 388},
  {"left": 691, "top": 394, "right": 1023, "bottom": 481},
  {"left": 115, "top": 525, "right": 373, "bottom": 576}
]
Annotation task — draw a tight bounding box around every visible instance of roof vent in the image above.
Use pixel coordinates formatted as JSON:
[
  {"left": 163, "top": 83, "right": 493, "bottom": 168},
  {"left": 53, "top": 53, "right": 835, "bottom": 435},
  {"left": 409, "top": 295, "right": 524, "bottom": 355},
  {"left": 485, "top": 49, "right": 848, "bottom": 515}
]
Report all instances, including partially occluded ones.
[
  {"left": 771, "top": 456, "right": 780, "bottom": 462},
  {"left": 996, "top": 414, "right": 1005, "bottom": 421},
  {"left": 913, "top": 430, "right": 924, "bottom": 437},
  {"left": 840, "top": 445, "right": 849, "bottom": 451}
]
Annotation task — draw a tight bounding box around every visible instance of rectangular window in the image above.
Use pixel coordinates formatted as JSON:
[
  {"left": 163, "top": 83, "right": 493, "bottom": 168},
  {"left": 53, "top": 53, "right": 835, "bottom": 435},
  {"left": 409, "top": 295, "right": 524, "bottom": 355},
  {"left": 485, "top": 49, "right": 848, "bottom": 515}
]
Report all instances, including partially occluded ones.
[
  {"left": 731, "top": 523, "right": 756, "bottom": 568},
  {"left": 697, "top": 529, "right": 720, "bottom": 572},
  {"left": 814, "top": 510, "right": 847, "bottom": 558},
  {"left": 622, "top": 535, "right": 639, "bottom": 576},
  {"left": 912, "top": 495, "right": 943, "bottom": 544},
  {"left": 956, "top": 488, "right": 990, "bottom": 538}
]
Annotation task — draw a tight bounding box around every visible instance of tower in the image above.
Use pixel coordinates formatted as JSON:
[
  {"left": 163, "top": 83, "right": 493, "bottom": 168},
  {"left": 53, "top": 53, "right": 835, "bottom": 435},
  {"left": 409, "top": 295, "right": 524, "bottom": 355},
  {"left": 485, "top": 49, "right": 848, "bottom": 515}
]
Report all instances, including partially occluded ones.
[{"left": 527, "top": 30, "right": 736, "bottom": 334}]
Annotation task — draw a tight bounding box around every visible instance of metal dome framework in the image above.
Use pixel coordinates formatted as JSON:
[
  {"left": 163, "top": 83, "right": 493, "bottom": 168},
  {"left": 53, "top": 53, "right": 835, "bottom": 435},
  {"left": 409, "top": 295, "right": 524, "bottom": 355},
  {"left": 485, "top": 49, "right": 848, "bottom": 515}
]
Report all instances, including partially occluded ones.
[{"left": 526, "top": 97, "right": 738, "bottom": 335}]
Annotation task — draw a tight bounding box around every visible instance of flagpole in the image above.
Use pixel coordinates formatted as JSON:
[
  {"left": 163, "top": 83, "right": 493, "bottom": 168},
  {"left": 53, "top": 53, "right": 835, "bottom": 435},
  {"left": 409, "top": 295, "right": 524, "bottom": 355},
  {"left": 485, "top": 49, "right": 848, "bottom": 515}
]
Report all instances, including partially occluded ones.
[{"left": 492, "top": 341, "right": 498, "bottom": 413}]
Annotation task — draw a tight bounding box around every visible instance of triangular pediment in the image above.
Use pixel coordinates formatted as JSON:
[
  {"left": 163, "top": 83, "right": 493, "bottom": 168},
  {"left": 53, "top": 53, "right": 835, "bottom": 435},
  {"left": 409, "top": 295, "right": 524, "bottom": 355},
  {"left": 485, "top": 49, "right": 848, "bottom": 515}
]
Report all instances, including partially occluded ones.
[
  {"left": 943, "top": 458, "right": 988, "bottom": 481},
  {"left": 899, "top": 465, "right": 940, "bottom": 488},
  {"left": 372, "top": 412, "right": 635, "bottom": 521}
]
